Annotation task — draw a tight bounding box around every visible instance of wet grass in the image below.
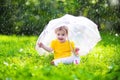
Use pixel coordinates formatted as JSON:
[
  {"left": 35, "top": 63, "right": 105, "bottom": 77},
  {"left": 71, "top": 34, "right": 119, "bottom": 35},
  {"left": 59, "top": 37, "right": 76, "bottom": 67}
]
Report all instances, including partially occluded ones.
[{"left": 0, "top": 32, "right": 120, "bottom": 80}]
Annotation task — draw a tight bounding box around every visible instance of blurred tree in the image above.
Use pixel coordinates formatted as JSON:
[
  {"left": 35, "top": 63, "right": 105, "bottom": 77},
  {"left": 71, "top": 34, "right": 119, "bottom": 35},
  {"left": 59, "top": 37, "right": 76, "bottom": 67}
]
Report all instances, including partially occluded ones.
[
  {"left": 107, "top": 0, "right": 120, "bottom": 32},
  {"left": 0, "top": 0, "right": 120, "bottom": 35},
  {"left": 0, "top": 0, "right": 15, "bottom": 35}
]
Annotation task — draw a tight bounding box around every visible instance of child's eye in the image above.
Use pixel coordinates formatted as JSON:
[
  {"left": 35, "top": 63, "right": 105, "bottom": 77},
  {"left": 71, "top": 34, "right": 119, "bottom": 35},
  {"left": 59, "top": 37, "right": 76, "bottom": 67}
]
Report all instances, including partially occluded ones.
[{"left": 62, "top": 34, "right": 65, "bottom": 36}]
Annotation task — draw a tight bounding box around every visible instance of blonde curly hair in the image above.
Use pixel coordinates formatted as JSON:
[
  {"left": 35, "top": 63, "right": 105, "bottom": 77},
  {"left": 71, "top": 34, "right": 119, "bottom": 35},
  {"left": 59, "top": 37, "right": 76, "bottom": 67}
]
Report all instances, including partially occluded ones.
[{"left": 55, "top": 26, "right": 68, "bottom": 35}]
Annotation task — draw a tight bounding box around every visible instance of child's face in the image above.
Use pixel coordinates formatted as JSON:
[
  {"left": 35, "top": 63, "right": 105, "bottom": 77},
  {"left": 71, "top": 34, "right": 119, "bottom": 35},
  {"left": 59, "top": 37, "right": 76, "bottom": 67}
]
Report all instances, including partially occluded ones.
[{"left": 56, "top": 30, "right": 67, "bottom": 43}]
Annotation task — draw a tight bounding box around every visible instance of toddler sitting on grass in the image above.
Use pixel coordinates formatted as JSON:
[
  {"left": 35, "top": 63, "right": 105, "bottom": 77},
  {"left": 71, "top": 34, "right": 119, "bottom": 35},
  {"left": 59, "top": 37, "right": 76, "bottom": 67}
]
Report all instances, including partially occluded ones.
[{"left": 38, "top": 26, "right": 80, "bottom": 66}]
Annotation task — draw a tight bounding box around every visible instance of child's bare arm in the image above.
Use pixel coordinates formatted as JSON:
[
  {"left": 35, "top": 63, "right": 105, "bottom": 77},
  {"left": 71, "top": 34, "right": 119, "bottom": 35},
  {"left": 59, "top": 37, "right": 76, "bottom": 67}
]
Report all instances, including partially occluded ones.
[{"left": 38, "top": 42, "right": 53, "bottom": 52}]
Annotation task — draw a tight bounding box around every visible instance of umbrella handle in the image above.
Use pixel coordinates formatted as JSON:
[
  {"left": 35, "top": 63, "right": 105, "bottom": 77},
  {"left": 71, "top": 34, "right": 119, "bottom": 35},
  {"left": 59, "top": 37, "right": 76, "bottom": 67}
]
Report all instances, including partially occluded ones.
[{"left": 67, "top": 37, "right": 79, "bottom": 56}]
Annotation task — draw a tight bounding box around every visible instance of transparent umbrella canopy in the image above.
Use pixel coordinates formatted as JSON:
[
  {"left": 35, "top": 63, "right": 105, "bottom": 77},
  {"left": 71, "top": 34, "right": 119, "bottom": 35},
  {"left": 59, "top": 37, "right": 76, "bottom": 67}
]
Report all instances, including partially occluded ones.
[{"left": 35, "top": 14, "right": 101, "bottom": 56}]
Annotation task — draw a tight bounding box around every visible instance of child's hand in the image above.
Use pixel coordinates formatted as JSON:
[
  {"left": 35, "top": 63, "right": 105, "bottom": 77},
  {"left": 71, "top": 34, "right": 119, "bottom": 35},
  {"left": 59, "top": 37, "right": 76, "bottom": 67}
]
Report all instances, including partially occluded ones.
[
  {"left": 38, "top": 42, "right": 44, "bottom": 48},
  {"left": 38, "top": 42, "right": 53, "bottom": 52},
  {"left": 75, "top": 48, "right": 80, "bottom": 55}
]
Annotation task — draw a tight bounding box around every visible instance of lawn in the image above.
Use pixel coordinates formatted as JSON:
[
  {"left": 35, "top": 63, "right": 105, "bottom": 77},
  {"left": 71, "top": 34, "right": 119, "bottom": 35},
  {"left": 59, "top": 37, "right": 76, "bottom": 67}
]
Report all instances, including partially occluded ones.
[{"left": 0, "top": 32, "right": 120, "bottom": 80}]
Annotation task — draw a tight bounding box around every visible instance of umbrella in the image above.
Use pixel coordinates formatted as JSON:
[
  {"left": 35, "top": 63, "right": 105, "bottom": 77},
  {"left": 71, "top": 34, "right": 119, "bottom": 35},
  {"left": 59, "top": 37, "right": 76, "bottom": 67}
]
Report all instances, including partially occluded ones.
[{"left": 35, "top": 14, "right": 101, "bottom": 56}]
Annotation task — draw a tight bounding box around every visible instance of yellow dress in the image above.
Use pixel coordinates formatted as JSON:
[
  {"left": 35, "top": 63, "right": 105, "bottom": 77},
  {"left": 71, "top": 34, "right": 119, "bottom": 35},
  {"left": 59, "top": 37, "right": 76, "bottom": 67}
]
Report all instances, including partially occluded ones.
[{"left": 51, "top": 39, "right": 74, "bottom": 59}]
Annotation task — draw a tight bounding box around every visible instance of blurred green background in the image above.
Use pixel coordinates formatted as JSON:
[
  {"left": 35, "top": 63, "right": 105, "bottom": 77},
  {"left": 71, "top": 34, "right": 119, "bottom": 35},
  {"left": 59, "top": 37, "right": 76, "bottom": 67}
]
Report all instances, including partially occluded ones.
[{"left": 0, "top": 0, "right": 120, "bottom": 35}]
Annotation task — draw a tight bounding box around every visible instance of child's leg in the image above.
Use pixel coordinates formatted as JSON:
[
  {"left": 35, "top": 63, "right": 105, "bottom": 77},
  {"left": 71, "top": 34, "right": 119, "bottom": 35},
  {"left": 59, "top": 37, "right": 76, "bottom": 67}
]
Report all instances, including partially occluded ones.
[
  {"left": 53, "top": 56, "right": 80, "bottom": 66},
  {"left": 73, "top": 56, "right": 80, "bottom": 64},
  {"left": 53, "top": 57, "right": 73, "bottom": 66},
  {"left": 61, "top": 56, "right": 80, "bottom": 64},
  {"left": 53, "top": 58, "right": 64, "bottom": 66}
]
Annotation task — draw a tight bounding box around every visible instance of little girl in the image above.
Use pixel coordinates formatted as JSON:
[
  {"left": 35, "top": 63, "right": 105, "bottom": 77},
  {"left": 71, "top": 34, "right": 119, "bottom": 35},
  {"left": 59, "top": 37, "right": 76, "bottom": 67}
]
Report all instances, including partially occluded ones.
[{"left": 38, "top": 26, "right": 80, "bottom": 66}]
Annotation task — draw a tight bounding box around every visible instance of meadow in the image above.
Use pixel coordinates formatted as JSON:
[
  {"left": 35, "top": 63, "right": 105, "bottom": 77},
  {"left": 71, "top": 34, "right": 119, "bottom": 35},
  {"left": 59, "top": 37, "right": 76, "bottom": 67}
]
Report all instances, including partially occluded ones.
[{"left": 0, "top": 32, "right": 120, "bottom": 80}]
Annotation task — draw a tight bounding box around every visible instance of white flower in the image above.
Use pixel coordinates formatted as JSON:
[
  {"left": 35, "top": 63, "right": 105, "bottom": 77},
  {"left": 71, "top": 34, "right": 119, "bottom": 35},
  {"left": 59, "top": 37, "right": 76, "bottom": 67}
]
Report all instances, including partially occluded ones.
[
  {"left": 115, "top": 33, "right": 118, "bottom": 37},
  {"left": 3, "top": 61, "right": 9, "bottom": 66},
  {"left": 19, "top": 48, "right": 23, "bottom": 52},
  {"left": 108, "top": 65, "right": 113, "bottom": 69}
]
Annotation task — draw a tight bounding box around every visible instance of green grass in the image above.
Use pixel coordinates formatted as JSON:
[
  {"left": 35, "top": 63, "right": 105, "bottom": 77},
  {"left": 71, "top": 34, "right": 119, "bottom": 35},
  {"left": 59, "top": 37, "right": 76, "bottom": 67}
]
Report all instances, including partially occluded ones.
[{"left": 0, "top": 32, "right": 120, "bottom": 80}]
